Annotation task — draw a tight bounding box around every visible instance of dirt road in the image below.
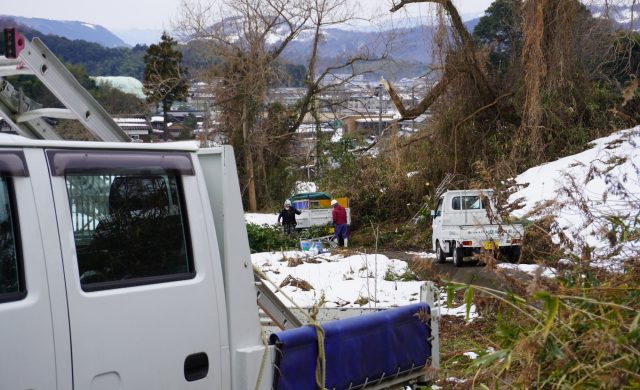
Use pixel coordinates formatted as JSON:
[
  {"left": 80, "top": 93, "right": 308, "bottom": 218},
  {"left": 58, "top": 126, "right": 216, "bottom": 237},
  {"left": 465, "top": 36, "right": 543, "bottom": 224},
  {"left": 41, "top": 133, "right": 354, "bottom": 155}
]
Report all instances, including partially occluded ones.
[{"left": 384, "top": 251, "right": 511, "bottom": 290}]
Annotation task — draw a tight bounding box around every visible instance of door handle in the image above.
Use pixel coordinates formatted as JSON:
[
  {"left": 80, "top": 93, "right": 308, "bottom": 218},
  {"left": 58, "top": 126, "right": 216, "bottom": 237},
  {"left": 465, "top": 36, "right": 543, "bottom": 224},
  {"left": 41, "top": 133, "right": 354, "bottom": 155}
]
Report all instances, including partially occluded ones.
[{"left": 184, "top": 352, "right": 209, "bottom": 382}]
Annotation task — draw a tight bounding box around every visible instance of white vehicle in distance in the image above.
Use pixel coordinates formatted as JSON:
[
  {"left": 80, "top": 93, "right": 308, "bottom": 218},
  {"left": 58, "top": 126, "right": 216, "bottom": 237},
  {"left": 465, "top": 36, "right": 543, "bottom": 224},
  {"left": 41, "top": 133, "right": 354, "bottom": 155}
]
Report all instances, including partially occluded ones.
[{"left": 431, "top": 189, "right": 524, "bottom": 266}]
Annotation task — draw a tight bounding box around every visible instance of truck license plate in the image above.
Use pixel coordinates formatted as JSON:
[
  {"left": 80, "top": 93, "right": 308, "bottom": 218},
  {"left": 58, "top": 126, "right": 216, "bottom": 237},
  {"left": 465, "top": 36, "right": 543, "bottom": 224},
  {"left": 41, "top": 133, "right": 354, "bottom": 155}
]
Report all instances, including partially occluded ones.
[{"left": 483, "top": 241, "right": 499, "bottom": 250}]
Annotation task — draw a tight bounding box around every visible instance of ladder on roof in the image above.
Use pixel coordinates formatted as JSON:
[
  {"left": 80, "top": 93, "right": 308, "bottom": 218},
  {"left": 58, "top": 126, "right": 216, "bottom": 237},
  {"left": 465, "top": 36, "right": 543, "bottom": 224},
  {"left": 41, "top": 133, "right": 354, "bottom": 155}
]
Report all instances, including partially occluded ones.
[
  {"left": 409, "top": 172, "right": 454, "bottom": 225},
  {"left": 435, "top": 172, "right": 454, "bottom": 199},
  {"left": 0, "top": 28, "right": 130, "bottom": 142}
]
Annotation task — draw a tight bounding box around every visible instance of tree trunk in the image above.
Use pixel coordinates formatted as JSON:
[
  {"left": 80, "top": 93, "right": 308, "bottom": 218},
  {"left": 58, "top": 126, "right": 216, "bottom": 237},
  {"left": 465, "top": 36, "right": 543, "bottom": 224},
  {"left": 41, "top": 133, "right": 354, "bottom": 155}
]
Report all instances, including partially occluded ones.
[
  {"left": 242, "top": 103, "right": 258, "bottom": 212},
  {"left": 162, "top": 100, "right": 170, "bottom": 141}
]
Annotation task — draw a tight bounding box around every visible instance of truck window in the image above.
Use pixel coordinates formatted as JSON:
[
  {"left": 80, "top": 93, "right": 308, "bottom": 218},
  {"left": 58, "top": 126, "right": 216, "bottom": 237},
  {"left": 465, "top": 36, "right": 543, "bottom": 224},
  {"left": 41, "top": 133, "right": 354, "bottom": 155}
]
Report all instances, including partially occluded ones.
[
  {"left": 462, "top": 196, "right": 484, "bottom": 210},
  {"left": 451, "top": 196, "right": 461, "bottom": 210},
  {"left": 435, "top": 198, "right": 443, "bottom": 217},
  {"left": 0, "top": 177, "right": 24, "bottom": 303},
  {"left": 65, "top": 173, "right": 193, "bottom": 291}
]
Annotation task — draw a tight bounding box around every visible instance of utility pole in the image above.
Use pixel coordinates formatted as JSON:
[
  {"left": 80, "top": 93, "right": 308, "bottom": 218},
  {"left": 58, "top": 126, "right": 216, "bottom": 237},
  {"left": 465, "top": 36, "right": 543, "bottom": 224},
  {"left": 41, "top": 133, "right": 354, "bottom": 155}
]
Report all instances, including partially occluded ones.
[{"left": 378, "top": 83, "right": 383, "bottom": 137}]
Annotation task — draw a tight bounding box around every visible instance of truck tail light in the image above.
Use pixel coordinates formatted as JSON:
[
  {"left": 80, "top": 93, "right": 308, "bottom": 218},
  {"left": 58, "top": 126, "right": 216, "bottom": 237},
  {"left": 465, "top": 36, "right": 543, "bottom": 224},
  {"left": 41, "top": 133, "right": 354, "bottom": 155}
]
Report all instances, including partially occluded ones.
[
  {"left": 462, "top": 241, "right": 473, "bottom": 246},
  {"left": 3, "top": 28, "right": 25, "bottom": 59}
]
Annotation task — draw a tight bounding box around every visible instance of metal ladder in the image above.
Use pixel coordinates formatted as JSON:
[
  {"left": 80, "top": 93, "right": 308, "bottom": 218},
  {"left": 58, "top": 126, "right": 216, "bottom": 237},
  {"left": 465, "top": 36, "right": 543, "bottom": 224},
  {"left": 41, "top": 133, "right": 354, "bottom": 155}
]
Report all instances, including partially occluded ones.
[
  {"left": 0, "top": 28, "right": 129, "bottom": 142},
  {"left": 409, "top": 172, "right": 454, "bottom": 224},
  {"left": 254, "top": 271, "right": 303, "bottom": 330},
  {"left": 435, "top": 172, "right": 454, "bottom": 199}
]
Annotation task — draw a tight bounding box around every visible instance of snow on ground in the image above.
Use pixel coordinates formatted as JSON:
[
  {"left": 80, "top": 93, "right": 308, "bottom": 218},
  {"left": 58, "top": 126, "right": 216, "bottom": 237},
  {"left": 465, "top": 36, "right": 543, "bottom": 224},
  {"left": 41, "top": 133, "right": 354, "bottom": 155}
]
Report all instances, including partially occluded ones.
[
  {"left": 252, "top": 250, "right": 477, "bottom": 319},
  {"left": 497, "top": 263, "right": 557, "bottom": 278},
  {"left": 331, "top": 128, "right": 343, "bottom": 143},
  {"left": 463, "top": 351, "right": 479, "bottom": 360},
  {"left": 510, "top": 126, "right": 640, "bottom": 266},
  {"left": 253, "top": 251, "right": 422, "bottom": 308},
  {"left": 406, "top": 251, "right": 436, "bottom": 260},
  {"left": 245, "top": 213, "right": 279, "bottom": 226}
]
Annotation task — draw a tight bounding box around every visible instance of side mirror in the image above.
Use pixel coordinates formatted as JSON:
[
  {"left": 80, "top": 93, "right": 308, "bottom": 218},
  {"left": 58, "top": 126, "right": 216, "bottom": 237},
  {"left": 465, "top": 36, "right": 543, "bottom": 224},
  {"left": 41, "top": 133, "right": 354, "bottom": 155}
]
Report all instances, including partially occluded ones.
[{"left": 430, "top": 210, "right": 436, "bottom": 217}]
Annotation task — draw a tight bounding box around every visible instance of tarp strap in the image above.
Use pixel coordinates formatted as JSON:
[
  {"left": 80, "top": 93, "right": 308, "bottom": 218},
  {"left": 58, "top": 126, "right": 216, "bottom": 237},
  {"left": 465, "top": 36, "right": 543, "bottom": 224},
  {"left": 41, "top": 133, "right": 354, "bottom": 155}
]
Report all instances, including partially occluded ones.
[
  {"left": 254, "top": 263, "right": 328, "bottom": 389},
  {"left": 254, "top": 325, "right": 270, "bottom": 390},
  {"left": 309, "top": 306, "right": 327, "bottom": 390}
]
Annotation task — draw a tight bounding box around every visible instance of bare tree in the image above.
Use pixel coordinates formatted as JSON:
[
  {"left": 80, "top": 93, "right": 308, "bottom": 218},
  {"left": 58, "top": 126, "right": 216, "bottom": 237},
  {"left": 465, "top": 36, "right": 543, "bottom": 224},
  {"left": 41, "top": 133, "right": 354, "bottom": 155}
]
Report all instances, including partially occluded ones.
[
  {"left": 176, "top": 0, "right": 386, "bottom": 210},
  {"left": 384, "top": 0, "right": 495, "bottom": 121}
]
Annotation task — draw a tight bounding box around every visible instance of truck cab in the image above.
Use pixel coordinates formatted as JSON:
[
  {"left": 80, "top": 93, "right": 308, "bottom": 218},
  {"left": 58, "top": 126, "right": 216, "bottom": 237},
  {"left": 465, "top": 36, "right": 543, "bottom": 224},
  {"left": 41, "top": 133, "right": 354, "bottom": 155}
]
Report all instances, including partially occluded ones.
[{"left": 431, "top": 189, "right": 523, "bottom": 266}]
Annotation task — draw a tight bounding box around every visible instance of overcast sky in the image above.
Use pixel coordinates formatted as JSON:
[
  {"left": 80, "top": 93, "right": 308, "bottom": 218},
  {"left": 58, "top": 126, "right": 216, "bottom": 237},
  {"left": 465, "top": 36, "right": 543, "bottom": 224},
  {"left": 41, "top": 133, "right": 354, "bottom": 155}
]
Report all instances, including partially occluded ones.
[{"left": 2, "top": 0, "right": 494, "bottom": 31}]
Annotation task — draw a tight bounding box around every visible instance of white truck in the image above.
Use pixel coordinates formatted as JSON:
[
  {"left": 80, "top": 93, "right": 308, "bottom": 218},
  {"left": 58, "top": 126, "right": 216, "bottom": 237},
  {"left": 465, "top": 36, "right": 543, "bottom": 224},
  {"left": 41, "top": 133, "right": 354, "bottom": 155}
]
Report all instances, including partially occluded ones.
[
  {"left": 431, "top": 189, "right": 524, "bottom": 266},
  {"left": 0, "top": 29, "right": 435, "bottom": 389},
  {"left": 287, "top": 193, "right": 351, "bottom": 229},
  {"left": 295, "top": 207, "right": 352, "bottom": 229}
]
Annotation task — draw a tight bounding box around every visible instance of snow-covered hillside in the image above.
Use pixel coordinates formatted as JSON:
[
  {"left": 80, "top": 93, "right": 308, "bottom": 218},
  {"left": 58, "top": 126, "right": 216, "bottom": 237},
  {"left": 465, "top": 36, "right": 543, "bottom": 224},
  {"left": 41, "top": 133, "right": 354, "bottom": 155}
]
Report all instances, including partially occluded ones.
[
  {"left": 510, "top": 126, "right": 640, "bottom": 264},
  {"left": 249, "top": 127, "right": 639, "bottom": 315}
]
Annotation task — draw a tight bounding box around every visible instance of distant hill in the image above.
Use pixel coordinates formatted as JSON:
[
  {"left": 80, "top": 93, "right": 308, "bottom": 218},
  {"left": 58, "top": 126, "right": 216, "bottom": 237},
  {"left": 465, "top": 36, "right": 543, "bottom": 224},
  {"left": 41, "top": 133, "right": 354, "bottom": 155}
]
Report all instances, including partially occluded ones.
[
  {"left": 1, "top": 15, "right": 129, "bottom": 48},
  {"left": 112, "top": 28, "right": 165, "bottom": 46},
  {"left": 0, "top": 17, "right": 146, "bottom": 78}
]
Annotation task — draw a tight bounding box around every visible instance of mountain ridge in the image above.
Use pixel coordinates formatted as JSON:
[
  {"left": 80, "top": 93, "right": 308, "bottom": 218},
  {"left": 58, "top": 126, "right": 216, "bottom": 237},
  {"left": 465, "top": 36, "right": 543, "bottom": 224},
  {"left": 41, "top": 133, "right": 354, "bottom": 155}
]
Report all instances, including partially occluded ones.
[{"left": 1, "top": 15, "right": 129, "bottom": 48}]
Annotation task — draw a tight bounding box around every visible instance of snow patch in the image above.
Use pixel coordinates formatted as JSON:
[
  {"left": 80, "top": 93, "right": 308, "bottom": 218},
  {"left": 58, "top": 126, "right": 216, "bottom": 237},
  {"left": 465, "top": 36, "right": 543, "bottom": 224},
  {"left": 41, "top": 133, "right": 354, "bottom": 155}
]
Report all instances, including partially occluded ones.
[
  {"left": 463, "top": 351, "right": 479, "bottom": 360},
  {"left": 406, "top": 251, "right": 436, "bottom": 260},
  {"left": 331, "top": 128, "right": 343, "bottom": 143},
  {"left": 252, "top": 251, "right": 423, "bottom": 309},
  {"left": 245, "top": 213, "right": 279, "bottom": 226},
  {"left": 510, "top": 126, "right": 640, "bottom": 266},
  {"left": 497, "top": 263, "right": 557, "bottom": 278}
]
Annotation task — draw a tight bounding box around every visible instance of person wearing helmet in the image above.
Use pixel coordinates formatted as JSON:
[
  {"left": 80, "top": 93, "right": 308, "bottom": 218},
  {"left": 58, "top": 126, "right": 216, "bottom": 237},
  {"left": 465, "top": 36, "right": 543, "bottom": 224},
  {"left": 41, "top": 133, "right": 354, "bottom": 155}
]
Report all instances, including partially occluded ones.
[
  {"left": 278, "top": 199, "right": 301, "bottom": 235},
  {"left": 331, "top": 199, "right": 348, "bottom": 247}
]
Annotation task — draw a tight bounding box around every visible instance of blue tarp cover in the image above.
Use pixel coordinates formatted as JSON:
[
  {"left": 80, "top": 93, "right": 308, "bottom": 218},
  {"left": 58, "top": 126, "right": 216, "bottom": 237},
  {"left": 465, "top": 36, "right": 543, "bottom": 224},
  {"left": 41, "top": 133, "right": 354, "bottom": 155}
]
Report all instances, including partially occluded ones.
[{"left": 269, "top": 303, "right": 431, "bottom": 390}]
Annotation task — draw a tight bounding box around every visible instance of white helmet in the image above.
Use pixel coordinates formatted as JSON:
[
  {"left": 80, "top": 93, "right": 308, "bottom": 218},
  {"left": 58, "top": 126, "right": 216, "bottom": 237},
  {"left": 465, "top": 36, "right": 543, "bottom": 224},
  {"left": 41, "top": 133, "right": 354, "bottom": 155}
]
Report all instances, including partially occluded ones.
[
  {"left": 284, "top": 200, "right": 292, "bottom": 206},
  {"left": 331, "top": 199, "right": 338, "bottom": 206}
]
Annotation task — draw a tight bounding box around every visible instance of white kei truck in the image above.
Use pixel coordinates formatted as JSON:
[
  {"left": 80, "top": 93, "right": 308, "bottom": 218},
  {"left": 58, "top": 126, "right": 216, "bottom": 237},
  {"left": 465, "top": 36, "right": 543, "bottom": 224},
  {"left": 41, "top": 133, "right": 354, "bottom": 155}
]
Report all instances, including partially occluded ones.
[
  {"left": 431, "top": 189, "right": 524, "bottom": 266},
  {"left": 294, "top": 206, "right": 352, "bottom": 229},
  {"left": 0, "top": 29, "right": 437, "bottom": 389},
  {"left": 287, "top": 193, "right": 351, "bottom": 229}
]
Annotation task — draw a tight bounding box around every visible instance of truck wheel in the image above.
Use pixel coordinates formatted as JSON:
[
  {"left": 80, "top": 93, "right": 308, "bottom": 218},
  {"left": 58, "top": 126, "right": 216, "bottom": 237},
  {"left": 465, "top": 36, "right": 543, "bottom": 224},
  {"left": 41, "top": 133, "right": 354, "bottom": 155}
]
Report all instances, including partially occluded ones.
[
  {"left": 436, "top": 242, "right": 446, "bottom": 263},
  {"left": 453, "top": 246, "right": 464, "bottom": 267},
  {"left": 507, "top": 246, "right": 521, "bottom": 263}
]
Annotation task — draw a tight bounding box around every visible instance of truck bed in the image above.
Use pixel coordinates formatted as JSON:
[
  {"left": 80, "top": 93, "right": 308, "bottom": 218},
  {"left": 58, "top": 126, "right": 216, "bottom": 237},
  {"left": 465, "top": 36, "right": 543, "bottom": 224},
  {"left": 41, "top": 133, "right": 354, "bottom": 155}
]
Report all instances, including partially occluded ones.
[
  {"left": 296, "top": 208, "right": 351, "bottom": 229},
  {"left": 269, "top": 303, "right": 431, "bottom": 390},
  {"left": 440, "top": 224, "right": 523, "bottom": 247}
]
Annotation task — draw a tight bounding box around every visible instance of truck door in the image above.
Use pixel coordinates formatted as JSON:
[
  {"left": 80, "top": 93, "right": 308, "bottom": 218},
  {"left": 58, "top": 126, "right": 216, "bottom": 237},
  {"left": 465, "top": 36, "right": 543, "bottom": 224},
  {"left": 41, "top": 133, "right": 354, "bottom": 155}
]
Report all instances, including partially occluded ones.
[
  {"left": 431, "top": 197, "right": 444, "bottom": 249},
  {"left": 0, "top": 150, "right": 61, "bottom": 389},
  {"left": 47, "top": 149, "right": 224, "bottom": 389}
]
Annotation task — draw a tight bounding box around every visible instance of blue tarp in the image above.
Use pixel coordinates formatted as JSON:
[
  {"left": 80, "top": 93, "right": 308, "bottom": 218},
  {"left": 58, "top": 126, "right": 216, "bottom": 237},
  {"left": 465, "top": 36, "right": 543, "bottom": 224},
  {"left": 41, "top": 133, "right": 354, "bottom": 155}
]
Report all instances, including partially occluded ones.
[{"left": 269, "top": 303, "right": 431, "bottom": 390}]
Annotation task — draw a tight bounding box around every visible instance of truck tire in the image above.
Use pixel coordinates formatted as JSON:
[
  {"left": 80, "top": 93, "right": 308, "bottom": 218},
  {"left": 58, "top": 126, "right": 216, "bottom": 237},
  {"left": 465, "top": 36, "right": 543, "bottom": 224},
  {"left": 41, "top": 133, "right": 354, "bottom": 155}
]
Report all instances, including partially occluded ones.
[
  {"left": 453, "top": 246, "right": 464, "bottom": 267},
  {"left": 436, "top": 241, "right": 446, "bottom": 263},
  {"left": 507, "top": 246, "right": 521, "bottom": 263}
]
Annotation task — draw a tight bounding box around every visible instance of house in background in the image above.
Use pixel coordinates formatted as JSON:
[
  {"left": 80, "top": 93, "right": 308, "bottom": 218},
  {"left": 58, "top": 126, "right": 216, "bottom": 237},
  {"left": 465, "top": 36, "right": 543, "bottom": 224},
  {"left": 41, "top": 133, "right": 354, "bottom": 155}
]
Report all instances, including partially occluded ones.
[{"left": 113, "top": 117, "right": 153, "bottom": 142}]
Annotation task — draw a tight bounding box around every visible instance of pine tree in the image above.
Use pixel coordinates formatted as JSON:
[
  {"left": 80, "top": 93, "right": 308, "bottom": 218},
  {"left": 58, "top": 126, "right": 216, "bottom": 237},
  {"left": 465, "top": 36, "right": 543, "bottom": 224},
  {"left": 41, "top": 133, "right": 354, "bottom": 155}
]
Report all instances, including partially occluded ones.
[{"left": 143, "top": 32, "right": 188, "bottom": 140}]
